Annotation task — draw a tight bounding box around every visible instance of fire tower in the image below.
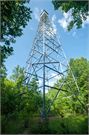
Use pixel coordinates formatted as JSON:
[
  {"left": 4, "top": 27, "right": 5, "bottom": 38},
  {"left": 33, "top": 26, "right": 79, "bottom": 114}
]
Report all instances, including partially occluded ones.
[{"left": 23, "top": 10, "right": 87, "bottom": 118}]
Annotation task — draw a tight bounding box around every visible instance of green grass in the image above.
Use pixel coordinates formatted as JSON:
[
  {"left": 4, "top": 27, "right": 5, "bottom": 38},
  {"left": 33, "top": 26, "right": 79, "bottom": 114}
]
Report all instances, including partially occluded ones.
[
  {"left": 1, "top": 117, "right": 25, "bottom": 134},
  {"left": 1, "top": 114, "right": 88, "bottom": 134},
  {"left": 29, "top": 114, "right": 88, "bottom": 134},
  {"left": 49, "top": 114, "right": 88, "bottom": 134},
  {"left": 1, "top": 115, "right": 39, "bottom": 134}
]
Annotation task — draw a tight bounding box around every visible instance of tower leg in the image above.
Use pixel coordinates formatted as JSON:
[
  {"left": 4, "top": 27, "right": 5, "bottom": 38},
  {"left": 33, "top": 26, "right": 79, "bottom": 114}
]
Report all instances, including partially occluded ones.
[
  {"left": 42, "top": 22, "right": 45, "bottom": 118},
  {"left": 38, "top": 117, "right": 49, "bottom": 127}
]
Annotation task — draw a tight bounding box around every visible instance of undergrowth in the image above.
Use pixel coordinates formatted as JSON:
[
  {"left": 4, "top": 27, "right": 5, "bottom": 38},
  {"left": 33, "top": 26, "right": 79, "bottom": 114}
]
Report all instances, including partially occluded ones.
[{"left": 1, "top": 113, "right": 88, "bottom": 134}]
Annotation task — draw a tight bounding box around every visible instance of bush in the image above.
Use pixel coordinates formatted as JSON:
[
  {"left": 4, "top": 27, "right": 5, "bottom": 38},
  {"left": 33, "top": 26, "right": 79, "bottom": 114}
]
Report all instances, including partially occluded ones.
[
  {"left": 1, "top": 113, "right": 26, "bottom": 134},
  {"left": 30, "top": 124, "right": 57, "bottom": 134},
  {"left": 1, "top": 115, "right": 7, "bottom": 133},
  {"left": 49, "top": 114, "right": 88, "bottom": 134}
]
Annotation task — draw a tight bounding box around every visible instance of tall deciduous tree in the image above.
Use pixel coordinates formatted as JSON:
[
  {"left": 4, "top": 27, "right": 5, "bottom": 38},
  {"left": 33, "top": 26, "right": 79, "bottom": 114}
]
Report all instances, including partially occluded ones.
[
  {"left": 10, "top": 65, "right": 24, "bottom": 81},
  {"left": 48, "top": 57, "right": 88, "bottom": 115},
  {"left": 1, "top": 65, "right": 42, "bottom": 117},
  {"left": 52, "top": 1, "right": 88, "bottom": 31},
  {"left": 1, "top": 65, "right": 25, "bottom": 116},
  {"left": 1, "top": 0, "right": 32, "bottom": 64}
]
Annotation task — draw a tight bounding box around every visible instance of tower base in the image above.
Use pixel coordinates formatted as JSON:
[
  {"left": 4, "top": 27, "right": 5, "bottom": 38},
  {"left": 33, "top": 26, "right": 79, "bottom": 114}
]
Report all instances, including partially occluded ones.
[{"left": 38, "top": 117, "right": 49, "bottom": 126}]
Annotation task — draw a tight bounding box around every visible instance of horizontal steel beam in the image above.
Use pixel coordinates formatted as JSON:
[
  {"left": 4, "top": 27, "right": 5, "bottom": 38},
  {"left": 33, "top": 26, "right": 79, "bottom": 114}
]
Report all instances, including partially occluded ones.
[
  {"left": 37, "top": 85, "right": 43, "bottom": 89},
  {"left": 45, "top": 85, "right": 75, "bottom": 93},
  {"left": 45, "top": 85, "right": 80, "bottom": 96},
  {"left": 45, "top": 53, "right": 67, "bottom": 68},
  {"left": 48, "top": 73, "right": 61, "bottom": 80},
  {"left": 45, "top": 65, "right": 63, "bottom": 75},
  {"left": 32, "top": 61, "right": 60, "bottom": 65},
  {"left": 25, "top": 71, "right": 48, "bottom": 81}
]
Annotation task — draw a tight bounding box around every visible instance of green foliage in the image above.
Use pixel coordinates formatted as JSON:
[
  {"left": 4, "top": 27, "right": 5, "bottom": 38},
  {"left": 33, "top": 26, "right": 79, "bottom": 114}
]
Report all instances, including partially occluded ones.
[
  {"left": 29, "top": 114, "right": 88, "bottom": 134},
  {"left": 30, "top": 124, "right": 57, "bottom": 134},
  {"left": 1, "top": 1, "right": 32, "bottom": 64},
  {"left": 52, "top": 1, "right": 89, "bottom": 31},
  {"left": 1, "top": 65, "right": 43, "bottom": 133},
  {"left": 1, "top": 64, "right": 43, "bottom": 119},
  {"left": 1, "top": 65, "right": 26, "bottom": 116},
  {"left": 1, "top": 56, "right": 88, "bottom": 133},
  {"left": 48, "top": 57, "right": 88, "bottom": 116},
  {"left": 1, "top": 63, "right": 7, "bottom": 79},
  {"left": 68, "top": 57, "right": 88, "bottom": 108},
  {"left": 1, "top": 113, "right": 88, "bottom": 134},
  {"left": 1, "top": 115, "right": 25, "bottom": 134},
  {"left": 1, "top": 56, "right": 88, "bottom": 119},
  {"left": 49, "top": 114, "right": 88, "bottom": 134},
  {"left": 1, "top": 78, "right": 15, "bottom": 115},
  {"left": 10, "top": 65, "right": 25, "bottom": 81}
]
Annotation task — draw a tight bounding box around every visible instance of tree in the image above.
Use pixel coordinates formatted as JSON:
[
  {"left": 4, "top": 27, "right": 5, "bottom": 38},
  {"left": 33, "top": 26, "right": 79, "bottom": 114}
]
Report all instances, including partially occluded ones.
[
  {"left": 1, "top": 64, "right": 43, "bottom": 117},
  {"left": 1, "top": 65, "right": 25, "bottom": 116},
  {"left": 68, "top": 57, "right": 88, "bottom": 105},
  {"left": 1, "top": 64, "right": 7, "bottom": 79},
  {"left": 48, "top": 57, "right": 88, "bottom": 115},
  {"left": 52, "top": 1, "right": 88, "bottom": 31},
  {"left": 1, "top": 0, "right": 32, "bottom": 64},
  {"left": 26, "top": 74, "right": 43, "bottom": 116},
  {"left": 10, "top": 65, "right": 24, "bottom": 81},
  {"left": 1, "top": 78, "right": 17, "bottom": 116}
]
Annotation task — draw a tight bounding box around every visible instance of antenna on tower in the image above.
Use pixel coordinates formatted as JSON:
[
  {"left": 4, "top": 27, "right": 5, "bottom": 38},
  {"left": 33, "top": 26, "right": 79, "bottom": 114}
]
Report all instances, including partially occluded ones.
[{"left": 23, "top": 10, "right": 87, "bottom": 118}]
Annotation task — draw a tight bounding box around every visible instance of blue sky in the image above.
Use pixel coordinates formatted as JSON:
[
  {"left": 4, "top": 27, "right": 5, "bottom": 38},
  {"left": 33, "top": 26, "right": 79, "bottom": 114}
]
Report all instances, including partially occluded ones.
[{"left": 5, "top": 0, "right": 89, "bottom": 79}]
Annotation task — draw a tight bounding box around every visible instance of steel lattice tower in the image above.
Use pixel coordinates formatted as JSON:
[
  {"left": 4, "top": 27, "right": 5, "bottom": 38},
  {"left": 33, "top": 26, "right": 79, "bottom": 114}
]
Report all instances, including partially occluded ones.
[{"left": 23, "top": 10, "right": 87, "bottom": 118}]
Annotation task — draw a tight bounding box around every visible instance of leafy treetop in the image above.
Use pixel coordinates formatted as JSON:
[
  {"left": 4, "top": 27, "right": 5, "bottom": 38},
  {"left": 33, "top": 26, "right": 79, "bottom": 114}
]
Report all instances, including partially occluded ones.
[
  {"left": 52, "top": 1, "right": 89, "bottom": 31},
  {"left": 1, "top": 0, "right": 32, "bottom": 64}
]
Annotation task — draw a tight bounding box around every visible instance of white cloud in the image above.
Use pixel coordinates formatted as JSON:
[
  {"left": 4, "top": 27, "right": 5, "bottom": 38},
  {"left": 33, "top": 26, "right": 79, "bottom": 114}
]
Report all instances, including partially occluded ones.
[
  {"left": 45, "top": 74, "right": 62, "bottom": 93},
  {"left": 30, "top": 27, "right": 34, "bottom": 30},
  {"left": 36, "top": 80, "right": 41, "bottom": 84},
  {"left": 52, "top": 14, "right": 56, "bottom": 21},
  {"left": 58, "top": 18, "right": 68, "bottom": 31},
  {"left": 58, "top": 10, "right": 73, "bottom": 31},
  {"left": 34, "top": 7, "right": 40, "bottom": 21},
  {"left": 46, "top": 81, "right": 55, "bottom": 87},
  {"left": 63, "top": 12, "right": 69, "bottom": 19},
  {"left": 52, "top": 14, "right": 57, "bottom": 34},
  {"left": 72, "top": 31, "right": 76, "bottom": 36},
  {"left": 49, "top": 81, "right": 55, "bottom": 86},
  {"left": 68, "top": 15, "right": 73, "bottom": 22},
  {"left": 45, "top": 89, "right": 48, "bottom": 93},
  {"left": 41, "top": 9, "right": 43, "bottom": 13},
  {"left": 51, "top": 73, "right": 61, "bottom": 79},
  {"left": 39, "top": 80, "right": 41, "bottom": 84},
  {"left": 58, "top": 9, "right": 89, "bottom": 31},
  {"left": 82, "top": 16, "right": 89, "bottom": 28}
]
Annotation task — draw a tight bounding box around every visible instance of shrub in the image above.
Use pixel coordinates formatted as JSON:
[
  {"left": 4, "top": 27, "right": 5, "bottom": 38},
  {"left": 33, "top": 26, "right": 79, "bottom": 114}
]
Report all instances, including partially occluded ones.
[{"left": 30, "top": 124, "right": 57, "bottom": 134}]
